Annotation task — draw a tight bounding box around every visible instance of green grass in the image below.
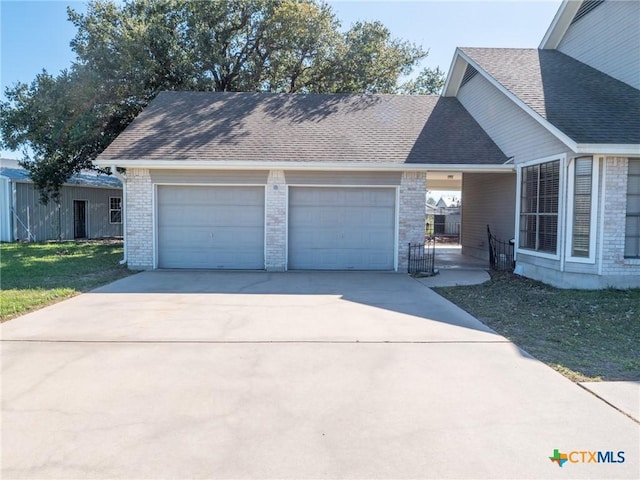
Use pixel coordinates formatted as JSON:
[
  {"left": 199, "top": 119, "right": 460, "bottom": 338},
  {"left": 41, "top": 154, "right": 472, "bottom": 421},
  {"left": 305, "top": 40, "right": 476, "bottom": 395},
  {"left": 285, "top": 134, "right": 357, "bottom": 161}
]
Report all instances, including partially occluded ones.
[
  {"left": 434, "top": 272, "right": 640, "bottom": 382},
  {"left": 1, "top": 241, "right": 131, "bottom": 321}
]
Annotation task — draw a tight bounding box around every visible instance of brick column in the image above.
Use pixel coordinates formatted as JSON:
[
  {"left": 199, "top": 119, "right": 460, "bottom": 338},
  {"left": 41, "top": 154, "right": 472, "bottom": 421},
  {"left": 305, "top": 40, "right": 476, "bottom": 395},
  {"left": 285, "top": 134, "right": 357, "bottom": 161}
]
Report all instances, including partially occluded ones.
[
  {"left": 125, "top": 168, "right": 154, "bottom": 269},
  {"left": 601, "top": 157, "right": 640, "bottom": 278},
  {"left": 398, "top": 171, "right": 427, "bottom": 271},
  {"left": 265, "top": 170, "right": 287, "bottom": 271}
]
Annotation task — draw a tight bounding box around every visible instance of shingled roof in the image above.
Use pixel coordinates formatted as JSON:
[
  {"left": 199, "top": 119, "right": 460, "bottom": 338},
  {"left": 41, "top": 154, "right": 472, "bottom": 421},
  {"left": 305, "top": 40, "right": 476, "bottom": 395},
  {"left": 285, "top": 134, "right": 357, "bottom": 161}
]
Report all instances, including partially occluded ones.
[
  {"left": 98, "top": 92, "right": 507, "bottom": 165},
  {"left": 460, "top": 47, "right": 640, "bottom": 145}
]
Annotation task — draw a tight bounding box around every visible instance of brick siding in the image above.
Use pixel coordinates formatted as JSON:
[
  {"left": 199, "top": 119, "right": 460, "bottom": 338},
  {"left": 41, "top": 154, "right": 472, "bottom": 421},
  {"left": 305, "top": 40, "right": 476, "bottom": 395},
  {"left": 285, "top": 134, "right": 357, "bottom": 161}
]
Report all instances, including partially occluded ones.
[
  {"left": 398, "top": 171, "right": 427, "bottom": 271},
  {"left": 125, "top": 168, "right": 154, "bottom": 269},
  {"left": 265, "top": 170, "right": 287, "bottom": 271},
  {"left": 601, "top": 156, "right": 640, "bottom": 276}
]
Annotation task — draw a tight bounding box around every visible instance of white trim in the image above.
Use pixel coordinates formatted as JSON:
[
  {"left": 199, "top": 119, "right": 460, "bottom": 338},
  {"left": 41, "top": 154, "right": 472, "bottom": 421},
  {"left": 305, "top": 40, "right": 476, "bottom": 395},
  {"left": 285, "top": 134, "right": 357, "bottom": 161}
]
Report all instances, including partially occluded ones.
[
  {"left": 455, "top": 50, "right": 578, "bottom": 151},
  {"left": 110, "top": 167, "right": 127, "bottom": 264},
  {"left": 263, "top": 184, "right": 268, "bottom": 271},
  {"left": 514, "top": 167, "right": 522, "bottom": 262},
  {"left": 597, "top": 157, "right": 606, "bottom": 275},
  {"left": 95, "top": 159, "right": 515, "bottom": 173},
  {"left": 108, "top": 196, "right": 123, "bottom": 225},
  {"left": 442, "top": 49, "right": 467, "bottom": 97},
  {"left": 152, "top": 184, "right": 158, "bottom": 269},
  {"left": 0, "top": 177, "right": 13, "bottom": 241},
  {"left": 559, "top": 154, "right": 568, "bottom": 270},
  {"left": 516, "top": 248, "right": 561, "bottom": 262},
  {"left": 514, "top": 155, "right": 566, "bottom": 261},
  {"left": 394, "top": 187, "right": 400, "bottom": 272},
  {"left": 518, "top": 153, "right": 566, "bottom": 168},
  {"left": 575, "top": 144, "right": 640, "bottom": 156},
  {"left": 539, "top": 0, "right": 582, "bottom": 50},
  {"left": 153, "top": 182, "right": 267, "bottom": 187},
  {"left": 12, "top": 181, "right": 17, "bottom": 241},
  {"left": 565, "top": 156, "right": 599, "bottom": 264},
  {"left": 285, "top": 185, "right": 290, "bottom": 271},
  {"left": 286, "top": 184, "right": 398, "bottom": 189}
]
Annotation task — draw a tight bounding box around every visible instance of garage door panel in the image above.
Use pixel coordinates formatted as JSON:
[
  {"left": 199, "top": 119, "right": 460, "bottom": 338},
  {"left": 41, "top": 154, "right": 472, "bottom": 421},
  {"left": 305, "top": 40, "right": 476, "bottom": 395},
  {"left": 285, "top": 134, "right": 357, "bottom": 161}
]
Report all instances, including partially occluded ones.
[
  {"left": 157, "top": 185, "right": 264, "bottom": 269},
  {"left": 288, "top": 187, "right": 395, "bottom": 270}
]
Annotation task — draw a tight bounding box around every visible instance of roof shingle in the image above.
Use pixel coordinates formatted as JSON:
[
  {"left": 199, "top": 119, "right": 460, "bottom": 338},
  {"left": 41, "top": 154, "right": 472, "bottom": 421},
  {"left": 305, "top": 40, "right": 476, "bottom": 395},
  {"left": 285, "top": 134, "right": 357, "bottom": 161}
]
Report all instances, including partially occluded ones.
[
  {"left": 460, "top": 47, "right": 640, "bottom": 144},
  {"left": 98, "top": 92, "right": 507, "bottom": 165}
]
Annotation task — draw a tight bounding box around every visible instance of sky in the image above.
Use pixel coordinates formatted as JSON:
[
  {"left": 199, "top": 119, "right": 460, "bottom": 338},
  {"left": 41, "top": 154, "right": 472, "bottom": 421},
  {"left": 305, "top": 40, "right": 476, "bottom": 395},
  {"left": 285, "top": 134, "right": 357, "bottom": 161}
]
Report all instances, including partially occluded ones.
[{"left": 0, "top": 0, "right": 563, "bottom": 159}]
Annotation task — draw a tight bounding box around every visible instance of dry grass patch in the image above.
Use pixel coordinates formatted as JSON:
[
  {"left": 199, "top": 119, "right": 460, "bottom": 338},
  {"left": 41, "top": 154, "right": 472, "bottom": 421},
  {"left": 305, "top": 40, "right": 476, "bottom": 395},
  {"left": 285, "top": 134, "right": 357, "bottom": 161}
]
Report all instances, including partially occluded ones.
[{"left": 434, "top": 272, "right": 640, "bottom": 382}]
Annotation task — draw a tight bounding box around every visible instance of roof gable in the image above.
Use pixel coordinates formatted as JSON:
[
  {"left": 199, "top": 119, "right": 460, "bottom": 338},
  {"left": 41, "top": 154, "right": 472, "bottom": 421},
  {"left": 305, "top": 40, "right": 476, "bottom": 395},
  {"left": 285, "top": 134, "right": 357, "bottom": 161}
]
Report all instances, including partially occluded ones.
[
  {"left": 445, "top": 47, "right": 640, "bottom": 151},
  {"left": 540, "top": 1, "right": 615, "bottom": 50},
  {"left": 540, "top": 0, "right": 585, "bottom": 50},
  {"left": 97, "top": 92, "right": 508, "bottom": 166}
]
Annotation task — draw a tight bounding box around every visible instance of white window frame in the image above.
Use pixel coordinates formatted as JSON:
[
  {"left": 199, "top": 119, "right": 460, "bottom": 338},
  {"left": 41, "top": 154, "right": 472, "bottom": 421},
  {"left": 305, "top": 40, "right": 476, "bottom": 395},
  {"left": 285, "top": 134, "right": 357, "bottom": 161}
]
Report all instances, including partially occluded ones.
[
  {"left": 565, "top": 157, "right": 599, "bottom": 263},
  {"left": 515, "top": 154, "right": 566, "bottom": 261},
  {"left": 109, "top": 197, "right": 122, "bottom": 225}
]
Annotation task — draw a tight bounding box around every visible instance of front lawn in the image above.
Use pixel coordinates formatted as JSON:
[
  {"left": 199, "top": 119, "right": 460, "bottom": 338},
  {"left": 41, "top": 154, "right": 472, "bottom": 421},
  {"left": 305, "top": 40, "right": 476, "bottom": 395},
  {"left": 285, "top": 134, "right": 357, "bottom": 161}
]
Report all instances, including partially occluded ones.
[
  {"left": 0, "top": 241, "right": 131, "bottom": 322},
  {"left": 434, "top": 272, "right": 640, "bottom": 382}
]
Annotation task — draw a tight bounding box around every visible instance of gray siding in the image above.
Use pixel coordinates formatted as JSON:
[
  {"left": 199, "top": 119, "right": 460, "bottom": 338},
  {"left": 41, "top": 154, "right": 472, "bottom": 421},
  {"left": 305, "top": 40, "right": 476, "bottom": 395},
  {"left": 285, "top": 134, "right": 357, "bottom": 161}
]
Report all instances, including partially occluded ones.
[
  {"left": 149, "top": 170, "right": 269, "bottom": 184},
  {"left": 558, "top": 0, "right": 640, "bottom": 90},
  {"left": 284, "top": 171, "right": 402, "bottom": 186},
  {"left": 461, "top": 172, "right": 516, "bottom": 260},
  {"left": 457, "top": 73, "right": 571, "bottom": 164},
  {"left": 13, "top": 183, "right": 123, "bottom": 241}
]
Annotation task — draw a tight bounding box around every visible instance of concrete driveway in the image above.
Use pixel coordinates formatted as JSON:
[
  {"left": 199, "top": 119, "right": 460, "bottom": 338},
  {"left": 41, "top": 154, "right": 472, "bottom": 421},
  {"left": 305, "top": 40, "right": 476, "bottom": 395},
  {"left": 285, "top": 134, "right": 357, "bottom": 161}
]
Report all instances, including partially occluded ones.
[{"left": 1, "top": 271, "right": 638, "bottom": 479}]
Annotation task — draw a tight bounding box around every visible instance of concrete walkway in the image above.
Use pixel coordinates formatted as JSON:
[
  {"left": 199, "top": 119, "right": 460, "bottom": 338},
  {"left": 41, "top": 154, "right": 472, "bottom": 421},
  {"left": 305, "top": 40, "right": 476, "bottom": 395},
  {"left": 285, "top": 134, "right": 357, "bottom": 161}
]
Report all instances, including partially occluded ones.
[
  {"left": 424, "top": 248, "right": 640, "bottom": 427},
  {"left": 2, "top": 271, "right": 638, "bottom": 479},
  {"left": 580, "top": 381, "right": 640, "bottom": 422},
  {"left": 418, "top": 245, "right": 492, "bottom": 287}
]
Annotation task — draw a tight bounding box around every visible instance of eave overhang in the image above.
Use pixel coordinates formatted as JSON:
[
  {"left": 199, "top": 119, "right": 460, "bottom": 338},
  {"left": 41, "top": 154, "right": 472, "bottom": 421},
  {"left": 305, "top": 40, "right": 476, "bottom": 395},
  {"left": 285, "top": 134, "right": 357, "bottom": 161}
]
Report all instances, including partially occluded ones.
[{"left": 95, "top": 159, "right": 516, "bottom": 174}]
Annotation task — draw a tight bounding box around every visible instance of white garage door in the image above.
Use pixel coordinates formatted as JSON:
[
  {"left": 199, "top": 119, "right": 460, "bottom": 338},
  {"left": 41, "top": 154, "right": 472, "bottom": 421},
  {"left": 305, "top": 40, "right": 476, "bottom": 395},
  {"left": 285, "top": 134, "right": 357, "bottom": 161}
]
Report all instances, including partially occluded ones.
[
  {"left": 288, "top": 187, "right": 396, "bottom": 270},
  {"left": 157, "top": 186, "right": 264, "bottom": 269}
]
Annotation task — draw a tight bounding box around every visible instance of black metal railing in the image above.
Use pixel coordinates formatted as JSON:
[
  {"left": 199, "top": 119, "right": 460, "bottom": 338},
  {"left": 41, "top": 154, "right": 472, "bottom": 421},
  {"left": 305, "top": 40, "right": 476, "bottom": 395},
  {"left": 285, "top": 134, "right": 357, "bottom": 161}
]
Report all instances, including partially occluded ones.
[
  {"left": 407, "top": 239, "right": 436, "bottom": 275},
  {"left": 487, "top": 225, "right": 515, "bottom": 271}
]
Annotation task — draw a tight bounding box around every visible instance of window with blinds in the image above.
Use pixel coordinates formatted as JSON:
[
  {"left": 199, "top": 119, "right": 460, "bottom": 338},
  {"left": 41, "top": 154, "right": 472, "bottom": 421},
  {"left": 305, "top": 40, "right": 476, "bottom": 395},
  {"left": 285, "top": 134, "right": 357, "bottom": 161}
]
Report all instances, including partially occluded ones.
[
  {"left": 625, "top": 159, "right": 640, "bottom": 258},
  {"left": 520, "top": 160, "right": 560, "bottom": 253},
  {"left": 572, "top": 158, "right": 593, "bottom": 257}
]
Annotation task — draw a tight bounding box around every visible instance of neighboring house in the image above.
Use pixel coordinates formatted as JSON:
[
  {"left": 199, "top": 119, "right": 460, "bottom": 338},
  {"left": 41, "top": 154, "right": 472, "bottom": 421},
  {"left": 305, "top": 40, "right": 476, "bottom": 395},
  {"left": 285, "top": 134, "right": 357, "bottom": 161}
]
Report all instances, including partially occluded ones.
[
  {"left": 0, "top": 160, "right": 123, "bottom": 242},
  {"left": 443, "top": 0, "right": 640, "bottom": 288},
  {"left": 432, "top": 196, "right": 461, "bottom": 237},
  {"left": 435, "top": 196, "right": 460, "bottom": 212},
  {"left": 96, "top": 0, "right": 639, "bottom": 289},
  {"left": 95, "top": 94, "right": 508, "bottom": 271}
]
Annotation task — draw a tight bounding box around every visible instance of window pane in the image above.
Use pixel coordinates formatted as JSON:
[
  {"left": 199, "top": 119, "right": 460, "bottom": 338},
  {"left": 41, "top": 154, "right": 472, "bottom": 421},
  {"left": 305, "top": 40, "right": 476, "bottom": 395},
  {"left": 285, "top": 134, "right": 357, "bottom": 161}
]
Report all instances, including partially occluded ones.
[
  {"left": 519, "top": 215, "right": 536, "bottom": 249},
  {"left": 628, "top": 159, "right": 640, "bottom": 175},
  {"left": 110, "top": 210, "right": 122, "bottom": 224},
  {"left": 539, "top": 215, "right": 558, "bottom": 252},
  {"left": 626, "top": 159, "right": 640, "bottom": 257},
  {"left": 626, "top": 195, "right": 640, "bottom": 215},
  {"left": 572, "top": 158, "right": 592, "bottom": 257},
  {"left": 519, "top": 160, "right": 560, "bottom": 253}
]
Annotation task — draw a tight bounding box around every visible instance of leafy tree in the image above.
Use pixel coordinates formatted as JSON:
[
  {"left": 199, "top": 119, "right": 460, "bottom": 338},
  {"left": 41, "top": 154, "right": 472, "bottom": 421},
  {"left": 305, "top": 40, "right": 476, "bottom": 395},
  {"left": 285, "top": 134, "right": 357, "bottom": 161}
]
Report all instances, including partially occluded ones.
[
  {"left": 399, "top": 66, "right": 446, "bottom": 95},
  {"left": 1, "top": 0, "right": 445, "bottom": 201}
]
